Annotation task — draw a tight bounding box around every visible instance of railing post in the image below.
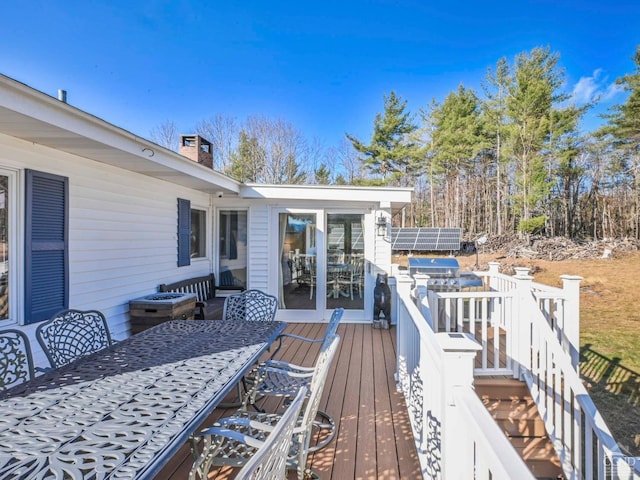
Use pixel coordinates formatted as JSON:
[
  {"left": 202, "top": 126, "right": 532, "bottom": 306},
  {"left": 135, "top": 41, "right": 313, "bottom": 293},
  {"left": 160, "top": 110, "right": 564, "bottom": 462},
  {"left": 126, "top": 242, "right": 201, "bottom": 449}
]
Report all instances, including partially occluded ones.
[
  {"left": 412, "top": 274, "right": 430, "bottom": 328},
  {"left": 388, "top": 276, "right": 397, "bottom": 326},
  {"left": 560, "top": 274, "right": 582, "bottom": 373},
  {"left": 436, "top": 332, "right": 482, "bottom": 478},
  {"left": 487, "top": 261, "right": 500, "bottom": 291},
  {"left": 513, "top": 268, "right": 534, "bottom": 379},
  {"left": 394, "top": 273, "right": 413, "bottom": 384}
]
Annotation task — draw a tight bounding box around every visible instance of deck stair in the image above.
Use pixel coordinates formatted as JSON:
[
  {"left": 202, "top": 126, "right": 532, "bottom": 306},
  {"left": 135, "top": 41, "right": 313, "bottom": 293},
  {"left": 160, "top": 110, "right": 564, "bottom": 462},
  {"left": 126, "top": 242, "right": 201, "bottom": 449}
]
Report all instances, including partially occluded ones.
[{"left": 475, "top": 378, "right": 564, "bottom": 479}]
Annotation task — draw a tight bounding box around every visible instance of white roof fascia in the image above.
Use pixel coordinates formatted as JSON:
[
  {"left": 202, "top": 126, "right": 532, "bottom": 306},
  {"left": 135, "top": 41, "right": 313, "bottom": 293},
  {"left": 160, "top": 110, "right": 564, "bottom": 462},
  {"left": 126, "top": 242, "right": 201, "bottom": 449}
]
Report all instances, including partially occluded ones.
[
  {"left": 241, "top": 183, "right": 413, "bottom": 209},
  {"left": 0, "top": 74, "right": 240, "bottom": 194}
]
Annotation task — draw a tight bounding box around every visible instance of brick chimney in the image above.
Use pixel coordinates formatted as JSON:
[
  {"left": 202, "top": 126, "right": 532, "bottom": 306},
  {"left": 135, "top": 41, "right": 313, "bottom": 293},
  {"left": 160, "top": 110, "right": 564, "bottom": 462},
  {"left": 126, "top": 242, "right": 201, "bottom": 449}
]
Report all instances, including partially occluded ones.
[{"left": 179, "top": 134, "right": 213, "bottom": 169}]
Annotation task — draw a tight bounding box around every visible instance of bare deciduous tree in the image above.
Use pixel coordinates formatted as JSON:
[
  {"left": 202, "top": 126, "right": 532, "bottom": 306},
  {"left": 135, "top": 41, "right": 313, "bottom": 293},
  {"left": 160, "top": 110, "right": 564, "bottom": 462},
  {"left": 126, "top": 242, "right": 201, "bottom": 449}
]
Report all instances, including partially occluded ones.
[
  {"left": 149, "top": 120, "right": 179, "bottom": 151},
  {"left": 196, "top": 114, "right": 238, "bottom": 172}
]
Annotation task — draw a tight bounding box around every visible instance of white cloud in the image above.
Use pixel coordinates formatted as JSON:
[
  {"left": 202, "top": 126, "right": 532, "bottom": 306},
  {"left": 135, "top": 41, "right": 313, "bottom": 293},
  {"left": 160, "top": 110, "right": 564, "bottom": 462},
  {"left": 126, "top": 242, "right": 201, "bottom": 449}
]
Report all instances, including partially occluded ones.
[
  {"left": 602, "top": 81, "right": 626, "bottom": 101},
  {"left": 571, "top": 68, "right": 604, "bottom": 103},
  {"left": 571, "top": 68, "right": 626, "bottom": 104}
]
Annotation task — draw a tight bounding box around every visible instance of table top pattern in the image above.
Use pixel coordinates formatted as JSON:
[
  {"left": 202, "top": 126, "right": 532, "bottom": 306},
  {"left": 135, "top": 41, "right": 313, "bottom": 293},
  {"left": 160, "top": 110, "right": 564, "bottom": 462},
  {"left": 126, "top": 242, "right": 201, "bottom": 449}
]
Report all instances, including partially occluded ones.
[{"left": 0, "top": 319, "right": 285, "bottom": 480}]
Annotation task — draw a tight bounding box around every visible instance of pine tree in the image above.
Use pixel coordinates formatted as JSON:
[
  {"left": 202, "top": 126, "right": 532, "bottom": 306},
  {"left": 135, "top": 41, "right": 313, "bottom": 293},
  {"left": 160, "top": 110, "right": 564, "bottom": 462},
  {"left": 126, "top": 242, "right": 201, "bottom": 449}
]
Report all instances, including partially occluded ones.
[
  {"left": 601, "top": 45, "right": 640, "bottom": 238},
  {"left": 346, "top": 91, "right": 420, "bottom": 185}
]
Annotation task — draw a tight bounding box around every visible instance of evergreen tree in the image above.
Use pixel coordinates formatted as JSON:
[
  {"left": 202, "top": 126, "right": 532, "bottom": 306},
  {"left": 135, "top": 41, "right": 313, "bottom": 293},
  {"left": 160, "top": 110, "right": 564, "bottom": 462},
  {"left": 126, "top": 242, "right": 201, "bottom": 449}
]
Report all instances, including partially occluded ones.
[
  {"left": 503, "top": 47, "right": 570, "bottom": 231},
  {"left": 227, "top": 130, "right": 264, "bottom": 182},
  {"left": 430, "top": 84, "right": 488, "bottom": 227},
  {"left": 601, "top": 45, "right": 640, "bottom": 238},
  {"left": 314, "top": 163, "right": 331, "bottom": 184},
  {"left": 482, "top": 58, "right": 512, "bottom": 234},
  {"left": 602, "top": 45, "right": 640, "bottom": 147},
  {"left": 346, "top": 91, "right": 420, "bottom": 185}
]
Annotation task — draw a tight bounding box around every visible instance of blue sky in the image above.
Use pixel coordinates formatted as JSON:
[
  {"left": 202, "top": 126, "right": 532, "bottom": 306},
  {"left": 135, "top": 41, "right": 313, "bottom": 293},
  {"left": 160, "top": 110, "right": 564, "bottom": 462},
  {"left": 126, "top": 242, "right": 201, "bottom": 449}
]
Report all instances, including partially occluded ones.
[{"left": 1, "top": 1, "right": 638, "bottom": 149}]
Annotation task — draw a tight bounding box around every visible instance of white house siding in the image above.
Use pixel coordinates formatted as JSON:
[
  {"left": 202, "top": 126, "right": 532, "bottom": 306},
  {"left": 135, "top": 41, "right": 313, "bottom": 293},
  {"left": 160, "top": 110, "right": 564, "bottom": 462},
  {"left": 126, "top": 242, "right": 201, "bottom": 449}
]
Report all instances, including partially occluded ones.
[
  {"left": 247, "top": 204, "right": 270, "bottom": 291},
  {"left": 0, "top": 133, "right": 213, "bottom": 367}
]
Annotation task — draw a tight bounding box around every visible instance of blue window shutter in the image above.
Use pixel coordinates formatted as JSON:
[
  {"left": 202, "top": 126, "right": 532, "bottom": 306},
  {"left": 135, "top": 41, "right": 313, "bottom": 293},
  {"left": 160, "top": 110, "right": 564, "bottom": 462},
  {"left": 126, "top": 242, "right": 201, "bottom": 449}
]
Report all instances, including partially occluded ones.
[
  {"left": 177, "top": 198, "right": 191, "bottom": 267},
  {"left": 24, "top": 170, "right": 69, "bottom": 325}
]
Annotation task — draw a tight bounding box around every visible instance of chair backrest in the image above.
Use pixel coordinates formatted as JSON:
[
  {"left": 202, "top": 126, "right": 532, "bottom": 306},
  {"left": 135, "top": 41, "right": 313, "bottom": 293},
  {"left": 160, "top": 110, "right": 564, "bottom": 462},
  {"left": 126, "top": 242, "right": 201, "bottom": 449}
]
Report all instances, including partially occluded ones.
[
  {"left": 36, "top": 309, "right": 113, "bottom": 368},
  {"left": 235, "top": 386, "right": 307, "bottom": 480},
  {"left": 294, "top": 334, "right": 340, "bottom": 478},
  {"left": 223, "top": 290, "right": 278, "bottom": 322},
  {"left": 321, "top": 308, "right": 344, "bottom": 350},
  {"left": 0, "top": 329, "right": 35, "bottom": 392}
]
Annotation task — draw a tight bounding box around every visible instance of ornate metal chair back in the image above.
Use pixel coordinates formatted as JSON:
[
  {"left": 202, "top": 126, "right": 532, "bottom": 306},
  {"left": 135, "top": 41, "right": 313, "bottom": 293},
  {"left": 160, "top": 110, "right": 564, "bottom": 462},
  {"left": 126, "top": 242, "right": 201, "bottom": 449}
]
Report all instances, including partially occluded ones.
[
  {"left": 235, "top": 386, "right": 307, "bottom": 480},
  {"left": 293, "top": 334, "right": 340, "bottom": 478},
  {"left": 320, "top": 308, "right": 344, "bottom": 350},
  {"left": 0, "top": 329, "right": 35, "bottom": 392},
  {"left": 223, "top": 290, "right": 278, "bottom": 322},
  {"left": 36, "top": 309, "right": 113, "bottom": 368}
]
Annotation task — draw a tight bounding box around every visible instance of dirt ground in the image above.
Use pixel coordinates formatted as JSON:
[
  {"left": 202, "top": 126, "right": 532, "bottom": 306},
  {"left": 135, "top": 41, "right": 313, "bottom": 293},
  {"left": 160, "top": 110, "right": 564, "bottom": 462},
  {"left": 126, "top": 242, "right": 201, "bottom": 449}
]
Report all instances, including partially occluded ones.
[{"left": 396, "top": 249, "right": 640, "bottom": 455}]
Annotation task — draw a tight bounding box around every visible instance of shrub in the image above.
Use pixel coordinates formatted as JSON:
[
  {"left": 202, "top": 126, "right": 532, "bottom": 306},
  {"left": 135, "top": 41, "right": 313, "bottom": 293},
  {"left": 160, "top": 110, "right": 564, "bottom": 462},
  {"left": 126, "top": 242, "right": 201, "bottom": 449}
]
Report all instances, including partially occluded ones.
[{"left": 518, "top": 215, "right": 547, "bottom": 234}]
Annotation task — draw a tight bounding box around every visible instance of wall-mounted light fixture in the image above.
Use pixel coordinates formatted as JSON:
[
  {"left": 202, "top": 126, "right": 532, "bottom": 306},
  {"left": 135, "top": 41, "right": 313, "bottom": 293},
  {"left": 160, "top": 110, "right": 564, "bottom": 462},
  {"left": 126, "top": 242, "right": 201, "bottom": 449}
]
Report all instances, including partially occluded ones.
[{"left": 376, "top": 215, "right": 387, "bottom": 237}]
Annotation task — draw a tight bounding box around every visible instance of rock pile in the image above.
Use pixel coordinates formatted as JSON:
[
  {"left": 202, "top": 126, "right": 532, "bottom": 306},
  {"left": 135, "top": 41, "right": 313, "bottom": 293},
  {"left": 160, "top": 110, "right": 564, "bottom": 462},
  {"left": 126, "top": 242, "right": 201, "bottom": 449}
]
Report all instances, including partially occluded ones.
[{"left": 476, "top": 235, "right": 640, "bottom": 261}]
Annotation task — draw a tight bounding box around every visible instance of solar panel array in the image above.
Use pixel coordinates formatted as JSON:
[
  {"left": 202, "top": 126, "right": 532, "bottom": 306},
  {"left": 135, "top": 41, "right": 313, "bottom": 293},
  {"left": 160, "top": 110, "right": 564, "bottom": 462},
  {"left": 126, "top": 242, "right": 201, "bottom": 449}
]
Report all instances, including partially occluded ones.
[{"left": 390, "top": 227, "right": 461, "bottom": 251}]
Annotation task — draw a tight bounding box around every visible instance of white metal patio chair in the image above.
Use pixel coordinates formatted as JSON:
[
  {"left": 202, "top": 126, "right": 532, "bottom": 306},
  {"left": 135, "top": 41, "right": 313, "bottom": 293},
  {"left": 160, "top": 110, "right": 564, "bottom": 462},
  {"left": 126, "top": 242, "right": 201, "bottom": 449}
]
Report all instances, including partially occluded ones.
[
  {"left": 36, "top": 309, "right": 114, "bottom": 369},
  {"left": 243, "top": 308, "right": 344, "bottom": 452},
  {"left": 0, "top": 329, "right": 35, "bottom": 392},
  {"left": 189, "top": 386, "right": 306, "bottom": 480},
  {"left": 189, "top": 335, "right": 340, "bottom": 480},
  {"left": 336, "top": 254, "right": 364, "bottom": 300},
  {"left": 243, "top": 308, "right": 344, "bottom": 451},
  {"left": 222, "top": 289, "right": 278, "bottom": 322},
  {"left": 220, "top": 289, "right": 278, "bottom": 408}
]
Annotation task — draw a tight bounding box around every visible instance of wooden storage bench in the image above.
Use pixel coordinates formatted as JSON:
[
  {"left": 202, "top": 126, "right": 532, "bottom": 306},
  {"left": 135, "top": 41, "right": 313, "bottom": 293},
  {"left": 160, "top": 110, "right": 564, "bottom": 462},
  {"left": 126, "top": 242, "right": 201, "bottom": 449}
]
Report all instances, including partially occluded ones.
[{"left": 159, "top": 273, "right": 244, "bottom": 320}]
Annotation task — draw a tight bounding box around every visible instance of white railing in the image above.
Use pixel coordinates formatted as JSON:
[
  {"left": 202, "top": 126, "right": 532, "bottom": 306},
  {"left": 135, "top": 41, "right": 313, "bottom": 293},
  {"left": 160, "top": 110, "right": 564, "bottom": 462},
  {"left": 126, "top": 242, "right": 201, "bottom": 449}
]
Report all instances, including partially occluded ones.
[
  {"left": 419, "top": 287, "right": 515, "bottom": 376},
  {"left": 525, "top": 288, "right": 640, "bottom": 479},
  {"left": 395, "top": 266, "right": 640, "bottom": 480},
  {"left": 395, "top": 275, "right": 535, "bottom": 479},
  {"left": 530, "top": 274, "right": 582, "bottom": 370}
]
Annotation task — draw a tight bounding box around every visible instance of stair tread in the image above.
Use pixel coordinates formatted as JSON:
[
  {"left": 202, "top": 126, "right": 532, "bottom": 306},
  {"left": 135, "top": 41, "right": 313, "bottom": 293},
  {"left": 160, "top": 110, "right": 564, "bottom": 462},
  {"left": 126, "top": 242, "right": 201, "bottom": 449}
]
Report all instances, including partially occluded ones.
[{"left": 476, "top": 378, "right": 564, "bottom": 478}]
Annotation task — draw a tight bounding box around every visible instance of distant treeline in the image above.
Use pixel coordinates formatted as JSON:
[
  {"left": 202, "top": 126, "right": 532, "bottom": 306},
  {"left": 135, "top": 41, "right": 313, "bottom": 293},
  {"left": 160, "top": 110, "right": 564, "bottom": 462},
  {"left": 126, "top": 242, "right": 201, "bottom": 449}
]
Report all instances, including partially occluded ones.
[{"left": 151, "top": 45, "right": 640, "bottom": 241}]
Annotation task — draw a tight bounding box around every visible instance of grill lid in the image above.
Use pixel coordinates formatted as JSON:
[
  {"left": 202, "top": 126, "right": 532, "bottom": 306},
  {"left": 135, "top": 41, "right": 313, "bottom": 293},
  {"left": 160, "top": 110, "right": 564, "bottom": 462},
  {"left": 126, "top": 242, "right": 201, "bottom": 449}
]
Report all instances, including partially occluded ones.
[{"left": 408, "top": 257, "right": 460, "bottom": 277}]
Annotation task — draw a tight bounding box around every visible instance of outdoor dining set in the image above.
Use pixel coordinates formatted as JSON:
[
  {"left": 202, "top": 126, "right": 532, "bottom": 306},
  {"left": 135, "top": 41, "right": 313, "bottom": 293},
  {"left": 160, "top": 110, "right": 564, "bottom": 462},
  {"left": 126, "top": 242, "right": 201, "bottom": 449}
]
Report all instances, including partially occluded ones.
[{"left": 0, "top": 289, "right": 344, "bottom": 479}]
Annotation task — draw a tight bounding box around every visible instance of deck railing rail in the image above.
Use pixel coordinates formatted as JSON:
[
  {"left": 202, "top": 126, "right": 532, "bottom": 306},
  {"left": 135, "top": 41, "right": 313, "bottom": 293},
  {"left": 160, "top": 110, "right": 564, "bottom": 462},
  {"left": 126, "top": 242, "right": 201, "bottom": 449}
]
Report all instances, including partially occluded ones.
[{"left": 394, "top": 266, "right": 640, "bottom": 480}]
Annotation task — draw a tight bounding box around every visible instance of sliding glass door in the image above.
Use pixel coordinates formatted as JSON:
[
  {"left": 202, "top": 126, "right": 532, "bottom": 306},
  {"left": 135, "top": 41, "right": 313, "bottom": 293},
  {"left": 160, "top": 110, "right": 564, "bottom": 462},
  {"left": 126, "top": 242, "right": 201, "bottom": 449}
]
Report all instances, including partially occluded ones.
[
  {"left": 278, "top": 212, "right": 318, "bottom": 311},
  {"left": 326, "top": 213, "right": 365, "bottom": 311},
  {"left": 275, "top": 209, "right": 367, "bottom": 321}
]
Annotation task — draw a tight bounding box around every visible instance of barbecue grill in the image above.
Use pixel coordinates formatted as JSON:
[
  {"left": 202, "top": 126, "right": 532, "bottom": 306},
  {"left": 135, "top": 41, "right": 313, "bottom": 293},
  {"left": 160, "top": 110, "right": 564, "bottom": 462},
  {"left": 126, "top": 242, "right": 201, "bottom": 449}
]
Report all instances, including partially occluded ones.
[{"left": 407, "top": 257, "right": 483, "bottom": 291}]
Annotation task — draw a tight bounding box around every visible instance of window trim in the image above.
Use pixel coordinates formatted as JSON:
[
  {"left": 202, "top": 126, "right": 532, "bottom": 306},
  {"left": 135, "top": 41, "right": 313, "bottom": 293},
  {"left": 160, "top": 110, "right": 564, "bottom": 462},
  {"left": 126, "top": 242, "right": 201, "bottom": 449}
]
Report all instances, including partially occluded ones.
[
  {"left": 0, "top": 168, "right": 20, "bottom": 327},
  {"left": 177, "top": 198, "right": 210, "bottom": 267},
  {"left": 190, "top": 207, "right": 207, "bottom": 259}
]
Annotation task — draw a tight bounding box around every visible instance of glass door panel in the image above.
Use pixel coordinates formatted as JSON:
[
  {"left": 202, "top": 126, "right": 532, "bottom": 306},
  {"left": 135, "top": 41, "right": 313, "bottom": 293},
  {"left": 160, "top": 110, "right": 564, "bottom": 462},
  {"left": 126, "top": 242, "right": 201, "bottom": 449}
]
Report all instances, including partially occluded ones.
[
  {"left": 218, "top": 210, "right": 248, "bottom": 289},
  {"left": 326, "top": 213, "right": 364, "bottom": 310},
  {"left": 278, "top": 212, "right": 317, "bottom": 310}
]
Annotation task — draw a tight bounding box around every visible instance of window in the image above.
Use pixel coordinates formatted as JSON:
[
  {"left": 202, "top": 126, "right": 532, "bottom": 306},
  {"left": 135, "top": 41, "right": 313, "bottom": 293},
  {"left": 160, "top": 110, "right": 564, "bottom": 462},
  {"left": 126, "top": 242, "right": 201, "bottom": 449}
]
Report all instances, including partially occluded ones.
[
  {"left": 191, "top": 209, "right": 206, "bottom": 258},
  {"left": 177, "top": 199, "right": 207, "bottom": 266}
]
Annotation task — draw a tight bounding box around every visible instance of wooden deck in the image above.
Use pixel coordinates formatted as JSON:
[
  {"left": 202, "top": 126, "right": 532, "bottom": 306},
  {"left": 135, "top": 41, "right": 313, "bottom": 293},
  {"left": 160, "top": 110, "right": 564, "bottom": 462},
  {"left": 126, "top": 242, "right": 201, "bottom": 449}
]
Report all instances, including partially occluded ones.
[{"left": 157, "top": 323, "right": 422, "bottom": 479}]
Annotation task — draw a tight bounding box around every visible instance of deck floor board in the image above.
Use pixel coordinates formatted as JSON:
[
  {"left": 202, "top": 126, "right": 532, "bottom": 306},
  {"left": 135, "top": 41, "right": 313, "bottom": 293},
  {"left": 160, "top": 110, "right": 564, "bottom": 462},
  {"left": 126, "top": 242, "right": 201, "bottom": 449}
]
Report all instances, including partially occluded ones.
[{"left": 156, "top": 323, "right": 422, "bottom": 480}]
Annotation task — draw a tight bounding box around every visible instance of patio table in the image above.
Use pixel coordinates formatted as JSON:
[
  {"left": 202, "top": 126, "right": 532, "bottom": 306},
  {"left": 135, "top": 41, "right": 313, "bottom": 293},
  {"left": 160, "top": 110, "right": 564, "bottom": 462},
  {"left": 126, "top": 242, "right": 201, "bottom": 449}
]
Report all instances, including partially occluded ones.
[{"left": 0, "top": 319, "right": 285, "bottom": 479}]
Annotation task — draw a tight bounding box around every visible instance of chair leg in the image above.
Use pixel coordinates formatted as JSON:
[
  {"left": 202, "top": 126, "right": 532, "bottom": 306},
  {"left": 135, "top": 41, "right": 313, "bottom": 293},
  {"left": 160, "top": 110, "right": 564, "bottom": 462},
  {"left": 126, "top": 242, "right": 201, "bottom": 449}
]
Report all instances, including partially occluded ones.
[
  {"left": 217, "top": 381, "right": 244, "bottom": 409},
  {"left": 308, "top": 409, "right": 336, "bottom": 452}
]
